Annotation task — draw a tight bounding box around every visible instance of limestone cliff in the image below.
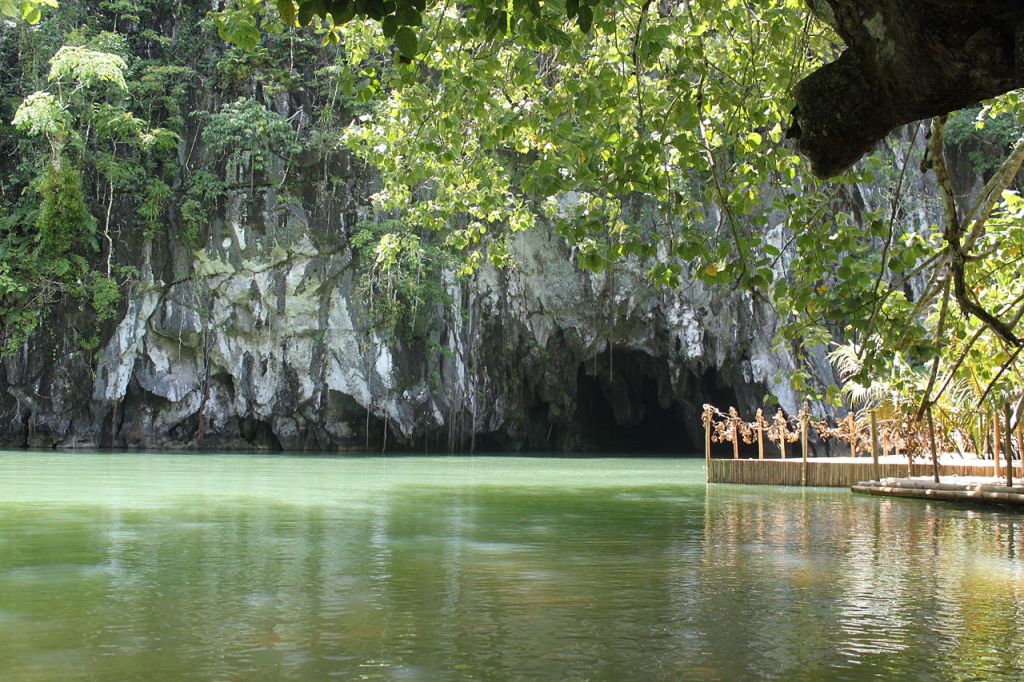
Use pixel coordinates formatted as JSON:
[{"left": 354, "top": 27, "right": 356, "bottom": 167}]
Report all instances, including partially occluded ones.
[
  {"left": 3, "top": 179, "right": 809, "bottom": 452},
  {"left": 0, "top": 2, "right": 958, "bottom": 453}
]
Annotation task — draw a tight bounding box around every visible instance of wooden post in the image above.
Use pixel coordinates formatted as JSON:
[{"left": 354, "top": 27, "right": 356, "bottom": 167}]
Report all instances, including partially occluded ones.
[
  {"left": 1011, "top": 413, "right": 1019, "bottom": 466},
  {"left": 870, "top": 409, "right": 880, "bottom": 482},
  {"left": 979, "top": 413, "right": 987, "bottom": 457},
  {"left": 1004, "top": 402, "right": 1014, "bottom": 487},
  {"left": 994, "top": 411, "right": 1002, "bottom": 478},
  {"left": 926, "top": 404, "right": 940, "bottom": 484},
  {"left": 730, "top": 407, "right": 739, "bottom": 460},
  {"left": 776, "top": 409, "right": 787, "bottom": 460},
  {"left": 800, "top": 403, "right": 809, "bottom": 487},
  {"left": 756, "top": 409, "right": 765, "bottom": 461},
  {"left": 703, "top": 404, "right": 712, "bottom": 481},
  {"left": 847, "top": 413, "right": 857, "bottom": 458}
]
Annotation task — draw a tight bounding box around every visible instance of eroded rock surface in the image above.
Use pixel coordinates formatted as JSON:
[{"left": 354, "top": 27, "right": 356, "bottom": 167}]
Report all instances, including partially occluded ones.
[{"left": 1, "top": 182, "right": 819, "bottom": 453}]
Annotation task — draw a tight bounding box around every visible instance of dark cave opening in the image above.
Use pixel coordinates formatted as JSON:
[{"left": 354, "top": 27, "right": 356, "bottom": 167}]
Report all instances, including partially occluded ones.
[
  {"left": 238, "top": 416, "right": 283, "bottom": 451},
  {"left": 571, "top": 348, "right": 750, "bottom": 456},
  {"left": 692, "top": 365, "right": 750, "bottom": 458},
  {"left": 573, "top": 348, "right": 689, "bottom": 454}
]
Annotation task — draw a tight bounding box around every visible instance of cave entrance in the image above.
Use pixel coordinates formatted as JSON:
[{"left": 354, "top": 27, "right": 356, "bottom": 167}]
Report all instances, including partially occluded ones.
[{"left": 573, "top": 348, "right": 691, "bottom": 454}]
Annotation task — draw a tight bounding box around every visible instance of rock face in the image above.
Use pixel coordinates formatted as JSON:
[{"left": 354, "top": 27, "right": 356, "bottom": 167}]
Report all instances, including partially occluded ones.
[
  {"left": 0, "top": 118, "right": 829, "bottom": 453},
  {"left": 0, "top": 196, "right": 809, "bottom": 453}
]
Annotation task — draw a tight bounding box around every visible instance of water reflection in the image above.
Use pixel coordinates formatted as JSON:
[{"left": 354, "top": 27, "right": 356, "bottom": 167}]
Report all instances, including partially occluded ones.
[
  {"left": 702, "top": 486, "right": 1024, "bottom": 680},
  {"left": 0, "top": 453, "right": 1022, "bottom": 680}
]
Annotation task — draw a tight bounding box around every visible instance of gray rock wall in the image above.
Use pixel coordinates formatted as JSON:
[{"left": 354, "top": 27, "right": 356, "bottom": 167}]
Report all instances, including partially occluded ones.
[{"left": 0, "top": 164, "right": 813, "bottom": 452}]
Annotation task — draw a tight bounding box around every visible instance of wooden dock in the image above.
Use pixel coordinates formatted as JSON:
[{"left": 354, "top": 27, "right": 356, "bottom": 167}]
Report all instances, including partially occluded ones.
[
  {"left": 852, "top": 478, "right": 1024, "bottom": 507},
  {"left": 701, "top": 402, "right": 1024, "bottom": 489},
  {"left": 708, "top": 457, "right": 1024, "bottom": 488}
]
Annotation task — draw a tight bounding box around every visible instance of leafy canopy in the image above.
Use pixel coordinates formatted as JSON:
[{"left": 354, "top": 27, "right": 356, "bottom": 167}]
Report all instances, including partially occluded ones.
[
  {"left": 0, "top": 0, "right": 56, "bottom": 24},
  {"left": 220, "top": 0, "right": 1024, "bottom": 415},
  {"left": 5, "top": 0, "right": 1023, "bottom": 424}
]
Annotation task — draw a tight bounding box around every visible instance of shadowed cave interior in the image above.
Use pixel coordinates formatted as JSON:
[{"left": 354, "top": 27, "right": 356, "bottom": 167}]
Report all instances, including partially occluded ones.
[{"left": 571, "top": 348, "right": 742, "bottom": 455}]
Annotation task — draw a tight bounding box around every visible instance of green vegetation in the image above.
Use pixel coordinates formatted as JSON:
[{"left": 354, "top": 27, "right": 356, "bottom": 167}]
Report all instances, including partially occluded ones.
[
  {"left": 2, "top": 0, "right": 1022, "bottom": 439},
  {"left": 2, "top": 30, "right": 176, "bottom": 351},
  {"left": 350, "top": 219, "right": 454, "bottom": 338},
  {"left": 945, "top": 107, "right": 1024, "bottom": 177},
  {"left": 216, "top": 0, "right": 1024, "bottom": 432}
]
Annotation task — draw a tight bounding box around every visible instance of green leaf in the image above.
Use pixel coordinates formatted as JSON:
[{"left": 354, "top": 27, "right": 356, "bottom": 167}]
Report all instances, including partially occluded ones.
[
  {"left": 276, "top": 0, "right": 296, "bottom": 26},
  {"left": 20, "top": 2, "right": 41, "bottom": 23},
  {"left": 297, "top": 0, "right": 319, "bottom": 26},
  {"left": 1, "top": 0, "right": 55, "bottom": 23},
  {"left": 576, "top": 5, "right": 593, "bottom": 33},
  {"left": 395, "top": 4, "right": 421, "bottom": 26},
  {"left": 331, "top": 1, "right": 355, "bottom": 23},
  {"left": 394, "top": 26, "right": 417, "bottom": 59},
  {"left": 216, "top": 11, "right": 261, "bottom": 49}
]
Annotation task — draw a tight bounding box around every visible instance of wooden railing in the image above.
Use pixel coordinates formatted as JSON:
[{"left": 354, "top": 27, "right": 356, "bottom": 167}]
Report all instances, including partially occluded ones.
[{"left": 701, "top": 403, "right": 1024, "bottom": 486}]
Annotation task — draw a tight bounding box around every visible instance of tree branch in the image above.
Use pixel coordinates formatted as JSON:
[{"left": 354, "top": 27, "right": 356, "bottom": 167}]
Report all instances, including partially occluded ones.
[{"left": 932, "top": 117, "right": 1023, "bottom": 347}]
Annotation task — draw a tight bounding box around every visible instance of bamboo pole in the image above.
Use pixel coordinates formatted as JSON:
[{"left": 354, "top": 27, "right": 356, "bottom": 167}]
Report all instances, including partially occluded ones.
[
  {"left": 776, "top": 409, "right": 787, "bottom": 460},
  {"left": 756, "top": 409, "right": 765, "bottom": 461},
  {"left": 926, "top": 404, "right": 940, "bottom": 484},
  {"left": 870, "top": 409, "right": 880, "bottom": 482},
  {"left": 1004, "top": 401, "right": 1014, "bottom": 487},
  {"left": 730, "top": 408, "right": 739, "bottom": 460},
  {"left": 994, "top": 411, "right": 1002, "bottom": 478},
  {"left": 847, "top": 413, "right": 857, "bottom": 458},
  {"left": 800, "top": 406, "right": 809, "bottom": 487},
  {"left": 1011, "top": 413, "right": 1019, "bottom": 462},
  {"left": 703, "top": 404, "right": 712, "bottom": 482},
  {"left": 853, "top": 483, "right": 1024, "bottom": 504},
  {"left": 979, "top": 413, "right": 987, "bottom": 457}
]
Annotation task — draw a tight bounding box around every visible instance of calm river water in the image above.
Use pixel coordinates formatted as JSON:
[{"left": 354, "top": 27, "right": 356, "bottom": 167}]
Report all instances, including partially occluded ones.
[{"left": 1, "top": 452, "right": 1023, "bottom": 680}]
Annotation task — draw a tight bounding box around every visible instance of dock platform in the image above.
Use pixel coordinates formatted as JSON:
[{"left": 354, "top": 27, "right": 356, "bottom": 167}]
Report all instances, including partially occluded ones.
[
  {"left": 708, "top": 456, "right": 1024, "bottom": 488},
  {"left": 852, "top": 477, "right": 1024, "bottom": 507}
]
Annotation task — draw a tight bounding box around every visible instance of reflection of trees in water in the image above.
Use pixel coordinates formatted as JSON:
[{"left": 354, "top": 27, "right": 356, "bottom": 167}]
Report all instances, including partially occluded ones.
[
  {"left": 5, "top": 483, "right": 1024, "bottom": 680},
  {"left": 700, "top": 489, "right": 1024, "bottom": 678},
  {"left": 81, "top": 488, "right": 715, "bottom": 679}
]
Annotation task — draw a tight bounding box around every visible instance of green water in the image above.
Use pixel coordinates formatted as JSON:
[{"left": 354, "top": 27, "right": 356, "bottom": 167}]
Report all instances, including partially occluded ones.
[{"left": 1, "top": 453, "right": 1023, "bottom": 681}]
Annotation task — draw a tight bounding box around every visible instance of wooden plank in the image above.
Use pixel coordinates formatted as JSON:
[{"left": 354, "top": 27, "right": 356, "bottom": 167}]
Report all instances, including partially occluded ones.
[
  {"left": 707, "top": 459, "right": 1024, "bottom": 488},
  {"left": 852, "top": 483, "right": 1024, "bottom": 507}
]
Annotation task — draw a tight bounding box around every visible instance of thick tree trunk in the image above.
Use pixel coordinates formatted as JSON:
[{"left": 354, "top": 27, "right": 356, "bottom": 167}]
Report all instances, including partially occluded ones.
[{"left": 793, "top": 0, "right": 1024, "bottom": 177}]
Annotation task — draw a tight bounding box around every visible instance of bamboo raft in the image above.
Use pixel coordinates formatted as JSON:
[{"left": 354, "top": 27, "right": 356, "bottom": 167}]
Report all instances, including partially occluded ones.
[{"left": 852, "top": 478, "right": 1024, "bottom": 507}]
